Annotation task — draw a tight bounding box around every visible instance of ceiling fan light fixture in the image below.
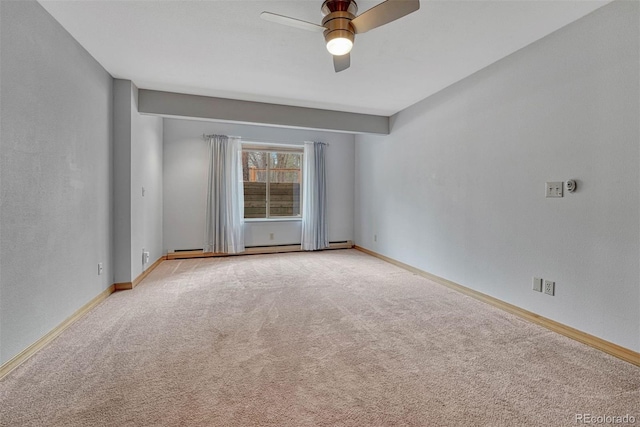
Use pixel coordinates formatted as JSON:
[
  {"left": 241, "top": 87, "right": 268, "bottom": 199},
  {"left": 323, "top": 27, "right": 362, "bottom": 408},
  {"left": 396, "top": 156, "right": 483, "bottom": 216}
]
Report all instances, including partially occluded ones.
[
  {"left": 325, "top": 29, "right": 354, "bottom": 56},
  {"left": 262, "top": 0, "right": 420, "bottom": 72},
  {"left": 327, "top": 37, "right": 353, "bottom": 56}
]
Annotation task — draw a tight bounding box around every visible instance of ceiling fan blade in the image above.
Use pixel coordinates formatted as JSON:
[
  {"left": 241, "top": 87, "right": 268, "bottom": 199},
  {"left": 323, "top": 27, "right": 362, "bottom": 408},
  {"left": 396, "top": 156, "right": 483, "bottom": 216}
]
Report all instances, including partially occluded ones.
[
  {"left": 333, "top": 53, "right": 350, "bottom": 73},
  {"left": 260, "top": 12, "right": 326, "bottom": 33},
  {"left": 351, "top": 0, "right": 420, "bottom": 34}
]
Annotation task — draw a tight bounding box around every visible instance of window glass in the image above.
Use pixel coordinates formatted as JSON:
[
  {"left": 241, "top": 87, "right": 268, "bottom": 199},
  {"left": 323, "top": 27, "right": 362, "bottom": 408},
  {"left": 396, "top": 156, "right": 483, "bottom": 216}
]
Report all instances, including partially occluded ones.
[{"left": 242, "top": 149, "right": 302, "bottom": 219}]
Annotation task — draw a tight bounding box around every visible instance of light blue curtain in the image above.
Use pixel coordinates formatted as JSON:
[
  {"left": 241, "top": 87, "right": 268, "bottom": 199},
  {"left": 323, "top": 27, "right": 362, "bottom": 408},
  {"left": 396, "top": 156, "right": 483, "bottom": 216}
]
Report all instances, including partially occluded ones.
[
  {"left": 301, "top": 141, "right": 329, "bottom": 251},
  {"left": 204, "top": 135, "right": 245, "bottom": 254}
]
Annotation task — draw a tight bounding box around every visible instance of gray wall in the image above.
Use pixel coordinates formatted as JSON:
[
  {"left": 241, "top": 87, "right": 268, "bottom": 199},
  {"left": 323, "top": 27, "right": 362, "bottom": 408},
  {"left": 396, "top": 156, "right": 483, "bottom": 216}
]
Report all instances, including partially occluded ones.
[
  {"left": 113, "top": 80, "right": 163, "bottom": 283},
  {"left": 355, "top": 1, "right": 639, "bottom": 351},
  {"left": 0, "top": 1, "right": 114, "bottom": 363},
  {"left": 163, "top": 119, "right": 355, "bottom": 251},
  {"left": 131, "top": 88, "right": 163, "bottom": 279},
  {"left": 113, "top": 80, "right": 132, "bottom": 283}
]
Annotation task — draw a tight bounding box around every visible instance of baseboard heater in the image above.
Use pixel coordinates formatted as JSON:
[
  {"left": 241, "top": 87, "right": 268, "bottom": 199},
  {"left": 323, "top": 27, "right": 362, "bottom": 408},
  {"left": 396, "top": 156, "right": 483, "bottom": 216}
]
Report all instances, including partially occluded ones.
[{"left": 167, "top": 241, "right": 354, "bottom": 260}]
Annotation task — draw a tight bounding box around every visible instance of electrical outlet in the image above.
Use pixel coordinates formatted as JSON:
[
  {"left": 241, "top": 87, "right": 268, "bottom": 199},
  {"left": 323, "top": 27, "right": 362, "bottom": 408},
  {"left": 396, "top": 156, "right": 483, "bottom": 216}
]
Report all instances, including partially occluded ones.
[
  {"left": 533, "top": 277, "right": 543, "bottom": 292},
  {"left": 97, "top": 263, "right": 103, "bottom": 276},
  {"left": 142, "top": 249, "right": 150, "bottom": 265},
  {"left": 374, "top": 234, "right": 377, "bottom": 242},
  {"left": 544, "top": 280, "right": 555, "bottom": 296},
  {"left": 269, "top": 233, "right": 274, "bottom": 240},
  {"left": 546, "top": 182, "right": 563, "bottom": 198}
]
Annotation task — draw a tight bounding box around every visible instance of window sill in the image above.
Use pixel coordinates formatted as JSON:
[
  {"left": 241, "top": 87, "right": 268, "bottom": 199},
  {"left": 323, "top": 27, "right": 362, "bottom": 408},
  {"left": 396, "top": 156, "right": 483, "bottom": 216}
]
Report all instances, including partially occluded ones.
[{"left": 244, "top": 218, "right": 302, "bottom": 223}]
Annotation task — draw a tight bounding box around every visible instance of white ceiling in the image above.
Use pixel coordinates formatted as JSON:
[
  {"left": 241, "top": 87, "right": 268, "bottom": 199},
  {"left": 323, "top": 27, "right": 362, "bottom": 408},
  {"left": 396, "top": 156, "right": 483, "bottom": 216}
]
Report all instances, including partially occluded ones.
[{"left": 39, "top": 0, "right": 610, "bottom": 116}]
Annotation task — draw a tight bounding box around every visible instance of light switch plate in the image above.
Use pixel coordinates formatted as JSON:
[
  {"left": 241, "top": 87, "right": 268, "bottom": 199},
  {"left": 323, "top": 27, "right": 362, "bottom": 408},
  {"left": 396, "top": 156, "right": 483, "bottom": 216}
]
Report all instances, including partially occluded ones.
[
  {"left": 546, "top": 182, "right": 563, "bottom": 198},
  {"left": 533, "top": 277, "right": 543, "bottom": 292}
]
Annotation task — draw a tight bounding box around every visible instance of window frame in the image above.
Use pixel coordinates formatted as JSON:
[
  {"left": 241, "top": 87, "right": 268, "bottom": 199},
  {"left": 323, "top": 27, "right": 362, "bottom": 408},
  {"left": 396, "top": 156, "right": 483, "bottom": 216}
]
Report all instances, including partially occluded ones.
[{"left": 241, "top": 143, "right": 304, "bottom": 221}]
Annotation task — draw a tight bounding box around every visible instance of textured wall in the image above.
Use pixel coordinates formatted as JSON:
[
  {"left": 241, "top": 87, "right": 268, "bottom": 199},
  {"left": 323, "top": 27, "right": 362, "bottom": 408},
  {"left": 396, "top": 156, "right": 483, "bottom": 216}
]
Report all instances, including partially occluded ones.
[
  {"left": 0, "top": 1, "right": 114, "bottom": 363},
  {"left": 163, "top": 119, "right": 355, "bottom": 250},
  {"left": 113, "top": 80, "right": 132, "bottom": 284},
  {"left": 113, "top": 80, "right": 163, "bottom": 283},
  {"left": 130, "top": 87, "right": 163, "bottom": 279},
  {"left": 355, "top": 1, "right": 639, "bottom": 351}
]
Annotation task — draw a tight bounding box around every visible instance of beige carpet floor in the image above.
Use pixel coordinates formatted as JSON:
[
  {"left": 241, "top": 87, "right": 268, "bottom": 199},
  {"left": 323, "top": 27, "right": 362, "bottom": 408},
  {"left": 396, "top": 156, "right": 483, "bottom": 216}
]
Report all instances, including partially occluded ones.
[{"left": 1, "top": 249, "right": 638, "bottom": 426}]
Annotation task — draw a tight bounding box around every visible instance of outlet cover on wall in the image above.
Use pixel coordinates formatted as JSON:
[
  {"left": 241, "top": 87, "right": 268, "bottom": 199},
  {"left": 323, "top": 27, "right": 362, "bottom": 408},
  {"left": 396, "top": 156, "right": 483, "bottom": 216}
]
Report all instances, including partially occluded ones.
[{"left": 544, "top": 280, "right": 555, "bottom": 296}]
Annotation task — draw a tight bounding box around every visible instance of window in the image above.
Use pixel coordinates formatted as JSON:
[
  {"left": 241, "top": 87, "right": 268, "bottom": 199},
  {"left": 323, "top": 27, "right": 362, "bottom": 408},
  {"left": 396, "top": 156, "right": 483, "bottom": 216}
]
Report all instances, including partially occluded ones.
[{"left": 242, "top": 147, "right": 303, "bottom": 219}]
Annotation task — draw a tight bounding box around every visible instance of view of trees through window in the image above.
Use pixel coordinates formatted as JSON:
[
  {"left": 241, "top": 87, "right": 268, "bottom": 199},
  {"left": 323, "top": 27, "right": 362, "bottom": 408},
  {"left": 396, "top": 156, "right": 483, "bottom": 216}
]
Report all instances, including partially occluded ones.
[{"left": 242, "top": 150, "right": 302, "bottom": 218}]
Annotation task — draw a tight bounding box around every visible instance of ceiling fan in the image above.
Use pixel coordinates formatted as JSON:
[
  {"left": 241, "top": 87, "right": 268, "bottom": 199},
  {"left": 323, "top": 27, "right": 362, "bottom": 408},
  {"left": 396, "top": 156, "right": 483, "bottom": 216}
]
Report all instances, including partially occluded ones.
[{"left": 261, "top": 0, "right": 420, "bottom": 73}]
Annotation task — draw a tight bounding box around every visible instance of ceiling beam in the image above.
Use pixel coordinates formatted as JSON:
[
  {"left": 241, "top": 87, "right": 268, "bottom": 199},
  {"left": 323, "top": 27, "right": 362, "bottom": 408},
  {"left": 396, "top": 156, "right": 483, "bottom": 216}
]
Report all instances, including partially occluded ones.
[{"left": 137, "top": 89, "right": 389, "bottom": 135}]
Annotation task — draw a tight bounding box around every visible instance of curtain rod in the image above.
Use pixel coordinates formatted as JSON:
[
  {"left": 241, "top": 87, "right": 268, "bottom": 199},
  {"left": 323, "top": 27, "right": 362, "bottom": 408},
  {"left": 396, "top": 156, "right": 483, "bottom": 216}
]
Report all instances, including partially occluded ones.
[{"left": 202, "top": 134, "right": 328, "bottom": 146}]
